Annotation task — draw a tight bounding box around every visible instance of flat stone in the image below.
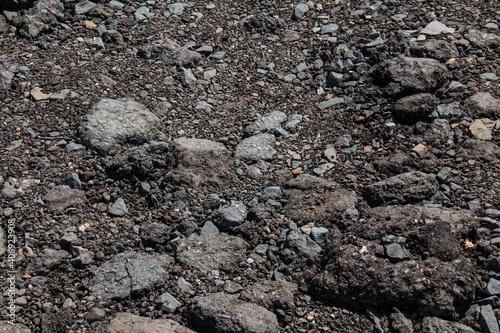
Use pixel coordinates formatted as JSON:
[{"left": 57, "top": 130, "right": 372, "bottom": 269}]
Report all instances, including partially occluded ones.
[
  {"left": 158, "top": 292, "right": 181, "bottom": 313},
  {"left": 235, "top": 133, "right": 277, "bottom": 162},
  {"left": 75, "top": 1, "right": 96, "bottom": 15},
  {"left": 86, "top": 308, "right": 106, "bottom": 323},
  {"left": 240, "top": 280, "right": 298, "bottom": 310},
  {"left": 318, "top": 97, "right": 344, "bottom": 109},
  {"left": 109, "top": 198, "right": 128, "bottom": 217},
  {"left": 480, "top": 304, "right": 500, "bottom": 333},
  {"left": 465, "top": 92, "right": 500, "bottom": 118},
  {"left": 486, "top": 278, "right": 500, "bottom": 296},
  {"left": 60, "top": 232, "right": 77, "bottom": 250},
  {"left": 245, "top": 111, "right": 287, "bottom": 136},
  {"left": 167, "top": 2, "right": 194, "bottom": 15},
  {"left": 470, "top": 118, "right": 495, "bottom": 141},
  {"left": 72, "top": 251, "right": 94, "bottom": 266},
  {"left": 324, "top": 147, "right": 337, "bottom": 162},
  {"left": 320, "top": 23, "right": 339, "bottom": 34},
  {"left": 480, "top": 73, "right": 499, "bottom": 81},
  {"left": 43, "top": 185, "right": 86, "bottom": 213},
  {"left": 385, "top": 243, "right": 411, "bottom": 262},
  {"left": 0, "top": 321, "right": 31, "bottom": 333},
  {"left": 30, "top": 87, "right": 51, "bottom": 101},
  {"left": 418, "top": 317, "right": 476, "bottom": 332},
  {"left": 107, "top": 313, "right": 195, "bottom": 333},
  {"left": 0, "top": 58, "right": 18, "bottom": 90},
  {"left": 421, "top": 21, "right": 455, "bottom": 35},
  {"left": 262, "top": 186, "right": 282, "bottom": 197},
  {"left": 313, "top": 163, "right": 334, "bottom": 175}
]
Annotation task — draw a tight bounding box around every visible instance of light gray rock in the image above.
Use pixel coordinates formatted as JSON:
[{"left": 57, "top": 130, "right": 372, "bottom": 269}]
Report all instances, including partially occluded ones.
[
  {"left": 158, "top": 292, "right": 181, "bottom": 313},
  {"left": 0, "top": 320, "right": 31, "bottom": 332},
  {"left": 245, "top": 111, "right": 287, "bottom": 136},
  {"left": 0, "top": 57, "right": 18, "bottom": 90},
  {"left": 75, "top": 1, "right": 96, "bottom": 15},
  {"left": 480, "top": 304, "right": 500, "bottom": 333},
  {"left": 187, "top": 292, "right": 280, "bottom": 333},
  {"left": 418, "top": 316, "right": 476, "bottom": 332},
  {"left": 80, "top": 99, "right": 163, "bottom": 156},
  {"left": 235, "top": 133, "right": 277, "bottom": 162},
  {"left": 293, "top": 2, "right": 309, "bottom": 19},
  {"left": 72, "top": 251, "right": 94, "bottom": 266},
  {"left": 0, "top": 227, "right": 5, "bottom": 256},
  {"left": 106, "top": 313, "right": 195, "bottom": 333},
  {"left": 467, "top": 29, "right": 500, "bottom": 50},
  {"left": 262, "top": 186, "right": 282, "bottom": 197},
  {"left": 324, "top": 147, "right": 337, "bottom": 162},
  {"left": 421, "top": 21, "right": 455, "bottom": 35},
  {"left": 59, "top": 232, "right": 77, "bottom": 251},
  {"left": 16, "top": 0, "right": 64, "bottom": 38},
  {"left": 167, "top": 2, "right": 194, "bottom": 15},
  {"left": 61, "top": 173, "right": 82, "bottom": 189},
  {"left": 318, "top": 97, "right": 344, "bottom": 109},
  {"left": 282, "top": 229, "right": 322, "bottom": 264},
  {"left": 138, "top": 38, "right": 202, "bottom": 67},
  {"left": 385, "top": 243, "right": 411, "bottom": 262},
  {"left": 109, "top": 198, "right": 127, "bottom": 217},
  {"left": 200, "top": 220, "right": 219, "bottom": 236},
  {"left": 43, "top": 185, "right": 86, "bottom": 213},
  {"left": 241, "top": 280, "right": 298, "bottom": 310},
  {"left": 486, "top": 278, "right": 500, "bottom": 296},
  {"left": 90, "top": 252, "right": 174, "bottom": 301},
  {"left": 311, "top": 227, "right": 329, "bottom": 244},
  {"left": 320, "top": 23, "right": 339, "bottom": 34},
  {"left": 175, "top": 234, "right": 248, "bottom": 273}
]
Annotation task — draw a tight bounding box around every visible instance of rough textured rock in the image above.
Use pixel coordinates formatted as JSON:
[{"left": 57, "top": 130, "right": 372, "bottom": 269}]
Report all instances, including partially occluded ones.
[
  {"left": 104, "top": 313, "right": 195, "bottom": 333},
  {"left": 464, "top": 92, "right": 500, "bottom": 118},
  {"left": 235, "top": 133, "right": 277, "bottom": 162},
  {"left": 187, "top": 292, "right": 280, "bottom": 333},
  {"left": 364, "top": 171, "right": 439, "bottom": 206},
  {"left": 80, "top": 98, "right": 164, "bottom": 156},
  {"left": 175, "top": 234, "right": 249, "bottom": 273},
  {"left": 240, "top": 280, "right": 298, "bottom": 310},
  {"left": 0, "top": 57, "right": 18, "bottom": 90},
  {"left": 0, "top": 321, "right": 32, "bottom": 332},
  {"left": 466, "top": 29, "right": 500, "bottom": 50},
  {"left": 460, "top": 139, "right": 500, "bottom": 163},
  {"left": 410, "top": 40, "right": 460, "bottom": 62},
  {"left": 28, "top": 248, "right": 68, "bottom": 275},
  {"left": 138, "top": 38, "right": 202, "bottom": 67},
  {"left": 417, "top": 316, "right": 477, "bottom": 332},
  {"left": 282, "top": 228, "right": 322, "bottom": 264},
  {"left": 245, "top": 111, "right": 287, "bottom": 136},
  {"left": 43, "top": 185, "right": 87, "bottom": 213},
  {"left": 372, "top": 151, "right": 416, "bottom": 176},
  {"left": 90, "top": 252, "right": 174, "bottom": 301},
  {"left": 371, "top": 56, "right": 451, "bottom": 97},
  {"left": 392, "top": 93, "right": 439, "bottom": 124},
  {"left": 15, "top": 0, "right": 64, "bottom": 38},
  {"left": 212, "top": 200, "right": 248, "bottom": 231}
]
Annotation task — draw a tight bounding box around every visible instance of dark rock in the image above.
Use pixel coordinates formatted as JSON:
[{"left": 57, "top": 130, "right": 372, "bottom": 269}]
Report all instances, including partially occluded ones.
[
  {"left": 240, "top": 280, "right": 298, "bottom": 310},
  {"left": 158, "top": 292, "right": 181, "bottom": 313},
  {"left": 101, "top": 29, "right": 125, "bottom": 46},
  {"left": 90, "top": 251, "right": 174, "bottom": 301},
  {"left": 40, "top": 310, "right": 72, "bottom": 333},
  {"left": 417, "top": 316, "right": 477, "bottom": 332},
  {"left": 86, "top": 308, "right": 106, "bottom": 323},
  {"left": 60, "top": 232, "right": 77, "bottom": 250},
  {"left": 385, "top": 243, "right": 411, "bottom": 262},
  {"left": 235, "top": 133, "right": 277, "bottom": 162},
  {"left": 461, "top": 139, "right": 500, "bottom": 163},
  {"left": 409, "top": 40, "right": 459, "bottom": 62},
  {"left": 72, "top": 251, "right": 94, "bottom": 266},
  {"left": 370, "top": 56, "right": 450, "bottom": 97},
  {"left": 175, "top": 234, "right": 248, "bottom": 273},
  {"left": 16, "top": 0, "right": 64, "bottom": 38},
  {"left": 177, "top": 219, "right": 197, "bottom": 236},
  {"left": 80, "top": 98, "right": 164, "bottom": 156},
  {"left": 106, "top": 313, "right": 194, "bottom": 333},
  {"left": 29, "top": 248, "right": 68, "bottom": 275},
  {"left": 109, "top": 198, "right": 127, "bottom": 217},
  {"left": 138, "top": 38, "right": 202, "bottom": 67},
  {"left": 0, "top": 0, "right": 33, "bottom": 10},
  {"left": 187, "top": 292, "right": 280, "bottom": 333},
  {"left": 282, "top": 228, "right": 322, "bottom": 264},
  {"left": 140, "top": 222, "right": 171, "bottom": 247},
  {"left": 464, "top": 92, "right": 500, "bottom": 118},
  {"left": 108, "top": 141, "right": 170, "bottom": 178},
  {"left": 365, "top": 171, "right": 439, "bottom": 206},
  {"left": 392, "top": 93, "right": 439, "bottom": 124},
  {"left": 0, "top": 57, "right": 18, "bottom": 90},
  {"left": 372, "top": 151, "right": 415, "bottom": 176},
  {"left": 43, "top": 185, "right": 86, "bottom": 213},
  {"left": 61, "top": 173, "right": 82, "bottom": 189}
]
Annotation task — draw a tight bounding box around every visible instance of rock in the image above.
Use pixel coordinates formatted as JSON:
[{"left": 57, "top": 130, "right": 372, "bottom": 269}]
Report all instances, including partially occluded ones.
[
  {"left": 106, "top": 313, "right": 195, "bottom": 333},
  {"left": 464, "top": 92, "right": 500, "bottom": 118},
  {"left": 486, "top": 278, "right": 500, "bottom": 296},
  {"left": 418, "top": 317, "right": 477, "bottom": 332},
  {"left": 326, "top": 72, "right": 343, "bottom": 87},
  {"left": 293, "top": 2, "right": 309, "bottom": 20},
  {"left": 311, "top": 227, "right": 329, "bottom": 244},
  {"left": 30, "top": 275, "right": 49, "bottom": 287},
  {"left": 0, "top": 57, "right": 18, "bottom": 90},
  {"left": 318, "top": 97, "right": 344, "bottom": 109},
  {"left": 461, "top": 139, "right": 500, "bottom": 163},
  {"left": 410, "top": 40, "right": 459, "bottom": 62},
  {"left": 320, "top": 23, "right": 339, "bottom": 34},
  {"left": 240, "top": 280, "right": 298, "bottom": 310},
  {"left": 90, "top": 251, "right": 174, "bottom": 302},
  {"left": 86, "top": 308, "right": 106, "bottom": 323},
  {"left": 177, "top": 219, "right": 197, "bottom": 236},
  {"left": 101, "top": 30, "right": 125, "bottom": 46},
  {"left": 224, "top": 280, "right": 243, "bottom": 294},
  {"left": 469, "top": 119, "right": 495, "bottom": 141},
  {"left": 59, "top": 232, "right": 77, "bottom": 250},
  {"left": 371, "top": 56, "right": 450, "bottom": 97},
  {"left": 200, "top": 220, "right": 219, "bottom": 236},
  {"left": 40, "top": 310, "right": 72, "bottom": 333},
  {"left": 187, "top": 292, "right": 280, "bottom": 333},
  {"left": 158, "top": 292, "right": 181, "bottom": 313},
  {"left": 392, "top": 93, "right": 438, "bottom": 124},
  {"left": 0, "top": 226, "right": 5, "bottom": 256},
  {"left": 75, "top": 0, "right": 95, "bottom": 15},
  {"left": 313, "top": 163, "right": 334, "bottom": 175},
  {"left": 480, "top": 304, "right": 500, "bottom": 333},
  {"left": 61, "top": 173, "right": 82, "bottom": 189},
  {"left": 412, "top": 143, "right": 429, "bottom": 157},
  {"left": 466, "top": 29, "right": 500, "bottom": 50},
  {"left": 385, "top": 243, "right": 411, "bottom": 262},
  {"left": 2, "top": 177, "right": 40, "bottom": 199},
  {"left": 480, "top": 73, "right": 499, "bottom": 81},
  {"left": 108, "top": 141, "right": 170, "bottom": 178},
  {"left": 28, "top": 248, "right": 68, "bottom": 275},
  {"left": 447, "top": 80, "right": 467, "bottom": 93},
  {"left": 15, "top": 0, "right": 64, "bottom": 38},
  {"left": 435, "top": 102, "right": 464, "bottom": 121},
  {"left": 323, "top": 147, "right": 337, "bottom": 162},
  {"left": 140, "top": 222, "right": 171, "bottom": 246},
  {"left": 134, "top": 6, "right": 153, "bottom": 22},
  {"left": 72, "top": 251, "right": 94, "bottom": 266},
  {"left": 364, "top": 171, "right": 439, "bottom": 206},
  {"left": 245, "top": 111, "right": 287, "bottom": 136},
  {"left": 43, "top": 185, "right": 87, "bottom": 213},
  {"left": 175, "top": 234, "right": 249, "bottom": 273},
  {"left": 262, "top": 186, "right": 282, "bottom": 197},
  {"left": 0, "top": 0, "right": 33, "bottom": 10},
  {"left": 282, "top": 228, "right": 322, "bottom": 264},
  {"left": 80, "top": 99, "right": 163, "bottom": 156},
  {"left": 421, "top": 21, "right": 455, "bottom": 35},
  {"left": 30, "top": 87, "right": 51, "bottom": 101},
  {"left": 167, "top": 2, "right": 194, "bottom": 15},
  {"left": 235, "top": 133, "right": 277, "bottom": 162},
  {"left": 109, "top": 198, "right": 127, "bottom": 217},
  {"left": 0, "top": 321, "right": 31, "bottom": 332},
  {"left": 138, "top": 38, "right": 202, "bottom": 67},
  {"left": 177, "top": 277, "right": 193, "bottom": 292}
]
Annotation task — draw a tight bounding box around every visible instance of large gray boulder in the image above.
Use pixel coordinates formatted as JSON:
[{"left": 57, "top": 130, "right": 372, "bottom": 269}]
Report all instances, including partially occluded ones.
[{"left": 80, "top": 98, "right": 164, "bottom": 156}]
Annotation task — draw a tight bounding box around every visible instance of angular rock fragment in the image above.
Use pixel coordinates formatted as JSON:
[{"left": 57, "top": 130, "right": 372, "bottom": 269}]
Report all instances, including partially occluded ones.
[
  {"left": 105, "top": 313, "right": 195, "bottom": 333},
  {"left": 90, "top": 252, "right": 174, "bottom": 301},
  {"left": 417, "top": 317, "right": 476, "bottom": 332},
  {"left": 175, "top": 234, "right": 249, "bottom": 273},
  {"left": 0, "top": 57, "right": 18, "bottom": 90},
  {"left": 138, "top": 38, "right": 202, "bottom": 67},
  {"left": 80, "top": 99, "right": 164, "bottom": 156},
  {"left": 282, "top": 228, "right": 322, "bottom": 264},
  {"left": 43, "top": 185, "right": 87, "bottom": 213},
  {"left": 187, "top": 292, "right": 280, "bottom": 333},
  {"left": 235, "top": 133, "right": 277, "bottom": 162},
  {"left": 364, "top": 171, "right": 438, "bottom": 206},
  {"left": 466, "top": 29, "right": 500, "bottom": 50},
  {"left": 464, "top": 92, "right": 500, "bottom": 118},
  {"left": 410, "top": 40, "right": 459, "bottom": 62},
  {"left": 245, "top": 111, "right": 287, "bottom": 136},
  {"left": 460, "top": 139, "right": 500, "bottom": 162},
  {"left": 392, "top": 93, "right": 438, "bottom": 124},
  {"left": 212, "top": 200, "right": 248, "bottom": 231},
  {"left": 15, "top": 0, "right": 64, "bottom": 37}
]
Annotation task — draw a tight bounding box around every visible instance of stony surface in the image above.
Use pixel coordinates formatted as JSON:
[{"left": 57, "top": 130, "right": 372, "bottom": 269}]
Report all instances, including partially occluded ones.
[{"left": 0, "top": 0, "right": 499, "bottom": 332}]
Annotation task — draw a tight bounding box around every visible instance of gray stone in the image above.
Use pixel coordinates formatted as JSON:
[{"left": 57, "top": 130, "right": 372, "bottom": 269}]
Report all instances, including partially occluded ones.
[
  {"left": 175, "top": 234, "right": 248, "bottom": 273},
  {"left": 486, "top": 278, "right": 500, "bottom": 296},
  {"left": 241, "top": 280, "right": 298, "bottom": 310},
  {"left": 235, "top": 133, "right": 277, "bottom": 162},
  {"left": 0, "top": 57, "right": 18, "bottom": 90},
  {"left": 200, "top": 220, "right": 219, "bottom": 236},
  {"left": 465, "top": 92, "right": 500, "bottom": 118},
  {"left": 480, "top": 73, "right": 499, "bottom": 81},
  {"left": 480, "top": 305, "right": 500, "bottom": 333},
  {"left": 29, "top": 248, "right": 68, "bottom": 276},
  {"left": 61, "top": 173, "right": 82, "bottom": 189},
  {"left": 75, "top": 1, "right": 96, "bottom": 15},
  {"left": 224, "top": 280, "right": 243, "bottom": 294},
  {"left": 108, "top": 1, "right": 124, "bottom": 9},
  {"left": 212, "top": 201, "right": 247, "bottom": 231},
  {"left": 0, "top": 0, "right": 32, "bottom": 10},
  {"left": 466, "top": 29, "right": 500, "bottom": 51},
  {"left": 337, "top": 134, "right": 352, "bottom": 148},
  {"left": 16, "top": 0, "right": 64, "bottom": 38},
  {"left": 177, "top": 277, "right": 193, "bottom": 292},
  {"left": 313, "top": 163, "right": 334, "bottom": 175},
  {"left": 448, "top": 80, "right": 467, "bottom": 92},
  {"left": 109, "top": 198, "right": 127, "bottom": 217},
  {"left": 43, "top": 185, "right": 86, "bottom": 213},
  {"left": 60, "top": 232, "right": 77, "bottom": 250},
  {"left": 320, "top": 23, "right": 339, "bottom": 34},
  {"left": 262, "top": 186, "right": 282, "bottom": 197},
  {"left": 486, "top": 209, "right": 500, "bottom": 219},
  {"left": 167, "top": 2, "right": 194, "bottom": 15},
  {"left": 30, "top": 276, "right": 49, "bottom": 287},
  {"left": 134, "top": 6, "right": 152, "bottom": 22},
  {"left": 177, "top": 219, "right": 197, "bottom": 236},
  {"left": 187, "top": 292, "right": 280, "bottom": 333},
  {"left": 324, "top": 147, "right": 337, "bottom": 162},
  {"left": 196, "top": 45, "right": 213, "bottom": 56},
  {"left": 392, "top": 93, "right": 438, "bottom": 124},
  {"left": 311, "top": 227, "right": 329, "bottom": 244},
  {"left": 284, "top": 114, "right": 303, "bottom": 130},
  {"left": 158, "top": 292, "right": 181, "bottom": 313},
  {"left": 195, "top": 101, "right": 213, "bottom": 110},
  {"left": 0, "top": 226, "right": 5, "bottom": 256},
  {"left": 138, "top": 38, "right": 202, "bottom": 67},
  {"left": 140, "top": 222, "right": 171, "bottom": 246},
  {"left": 429, "top": 191, "right": 450, "bottom": 204},
  {"left": 66, "top": 142, "right": 86, "bottom": 152},
  {"left": 107, "top": 313, "right": 195, "bottom": 333},
  {"left": 437, "top": 167, "right": 452, "bottom": 182},
  {"left": 1, "top": 177, "right": 38, "bottom": 199},
  {"left": 421, "top": 21, "right": 455, "bottom": 35},
  {"left": 318, "top": 97, "right": 344, "bottom": 109},
  {"left": 80, "top": 98, "right": 163, "bottom": 156},
  {"left": 418, "top": 316, "right": 476, "bottom": 333},
  {"left": 86, "top": 307, "right": 106, "bottom": 323},
  {"left": 326, "top": 72, "right": 343, "bottom": 87},
  {"left": 209, "top": 51, "right": 226, "bottom": 60},
  {"left": 90, "top": 251, "right": 174, "bottom": 301},
  {"left": 435, "top": 102, "right": 464, "bottom": 121},
  {"left": 365, "top": 171, "right": 439, "bottom": 206},
  {"left": 283, "top": 229, "right": 322, "bottom": 264},
  {"left": 385, "top": 243, "right": 411, "bottom": 262},
  {"left": 0, "top": 321, "right": 31, "bottom": 333},
  {"left": 293, "top": 2, "right": 308, "bottom": 19},
  {"left": 371, "top": 56, "right": 450, "bottom": 97},
  {"left": 72, "top": 251, "right": 94, "bottom": 266},
  {"left": 245, "top": 111, "right": 287, "bottom": 136}
]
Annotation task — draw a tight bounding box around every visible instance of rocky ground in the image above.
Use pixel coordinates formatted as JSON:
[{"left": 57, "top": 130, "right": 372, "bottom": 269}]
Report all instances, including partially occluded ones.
[{"left": 0, "top": 0, "right": 500, "bottom": 332}]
